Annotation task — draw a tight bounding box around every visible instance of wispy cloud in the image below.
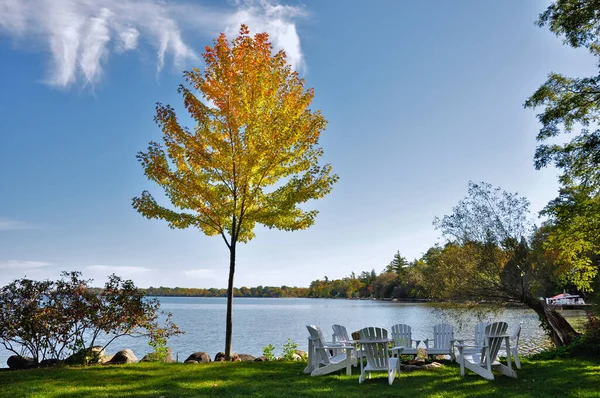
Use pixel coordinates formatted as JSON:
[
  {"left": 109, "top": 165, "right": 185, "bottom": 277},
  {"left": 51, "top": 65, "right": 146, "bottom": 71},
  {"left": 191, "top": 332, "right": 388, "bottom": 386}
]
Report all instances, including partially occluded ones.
[
  {"left": 225, "top": 0, "right": 307, "bottom": 71},
  {"left": 0, "top": 217, "right": 37, "bottom": 231},
  {"left": 0, "top": 260, "right": 52, "bottom": 269},
  {"left": 86, "top": 265, "right": 151, "bottom": 273},
  {"left": 183, "top": 269, "right": 218, "bottom": 279},
  {"left": 0, "top": 0, "right": 306, "bottom": 88}
]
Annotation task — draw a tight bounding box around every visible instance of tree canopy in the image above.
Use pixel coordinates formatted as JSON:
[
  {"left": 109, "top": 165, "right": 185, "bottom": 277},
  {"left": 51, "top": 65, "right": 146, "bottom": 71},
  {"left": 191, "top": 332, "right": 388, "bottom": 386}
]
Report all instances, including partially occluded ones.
[
  {"left": 432, "top": 182, "right": 579, "bottom": 346},
  {"left": 525, "top": 0, "right": 600, "bottom": 292},
  {"left": 133, "top": 25, "right": 338, "bottom": 359}
]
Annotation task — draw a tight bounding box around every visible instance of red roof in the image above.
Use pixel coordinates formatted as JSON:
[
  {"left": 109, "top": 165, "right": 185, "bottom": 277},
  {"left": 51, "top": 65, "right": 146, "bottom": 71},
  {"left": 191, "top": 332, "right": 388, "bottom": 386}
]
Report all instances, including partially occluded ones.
[{"left": 550, "top": 292, "right": 578, "bottom": 299}]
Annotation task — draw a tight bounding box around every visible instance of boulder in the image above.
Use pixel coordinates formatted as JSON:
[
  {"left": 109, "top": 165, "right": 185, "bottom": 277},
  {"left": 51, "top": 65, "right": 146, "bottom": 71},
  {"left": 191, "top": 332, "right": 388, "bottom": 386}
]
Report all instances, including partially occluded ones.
[
  {"left": 186, "top": 352, "right": 211, "bottom": 363},
  {"left": 184, "top": 360, "right": 198, "bottom": 364},
  {"left": 295, "top": 350, "right": 307, "bottom": 360},
  {"left": 7, "top": 355, "right": 35, "bottom": 370},
  {"left": 423, "top": 361, "right": 443, "bottom": 369},
  {"left": 214, "top": 352, "right": 226, "bottom": 362},
  {"left": 401, "top": 361, "right": 442, "bottom": 371},
  {"left": 99, "top": 355, "right": 113, "bottom": 364},
  {"left": 291, "top": 353, "right": 302, "bottom": 361},
  {"left": 214, "top": 352, "right": 240, "bottom": 361},
  {"left": 107, "top": 349, "right": 138, "bottom": 364},
  {"left": 408, "top": 358, "right": 427, "bottom": 365},
  {"left": 237, "top": 354, "right": 255, "bottom": 362},
  {"left": 254, "top": 355, "right": 269, "bottom": 362}
]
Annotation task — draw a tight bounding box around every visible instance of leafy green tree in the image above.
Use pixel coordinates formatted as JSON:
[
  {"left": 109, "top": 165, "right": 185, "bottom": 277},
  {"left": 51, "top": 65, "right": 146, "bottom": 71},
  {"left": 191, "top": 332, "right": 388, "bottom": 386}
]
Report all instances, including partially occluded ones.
[
  {"left": 434, "top": 182, "right": 579, "bottom": 346},
  {"left": 358, "top": 269, "right": 377, "bottom": 297},
  {"left": 372, "top": 273, "right": 400, "bottom": 299},
  {"left": 343, "top": 276, "right": 363, "bottom": 298},
  {"left": 525, "top": 0, "right": 600, "bottom": 292},
  {"left": 133, "top": 26, "right": 338, "bottom": 359}
]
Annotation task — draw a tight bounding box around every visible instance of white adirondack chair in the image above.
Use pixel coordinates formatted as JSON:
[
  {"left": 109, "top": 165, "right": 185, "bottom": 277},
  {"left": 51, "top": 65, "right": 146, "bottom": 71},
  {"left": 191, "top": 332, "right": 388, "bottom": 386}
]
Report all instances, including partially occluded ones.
[
  {"left": 456, "top": 321, "right": 518, "bottom": 380},
  {"left": 305, "top": 325, "right": 356, "bottom": 376},
  {"left": 474, "top": 322, "right": 490, "bottom": 347},
  {"left": 423, "top": 323, "right": 455, "bottom": 360},
  {"left": 358, "top": 327, "right": 401, "bottom": 385},
  {"left": 457, "top": 321, "right": 490, "bottom": 355},
  {"left": 510, "top": 322, "right": 523, "bottom": 369},
  {"left": 390, "top": 324, "right": 419, "bottom": 357},
  {"left": 332, "top": 324, "right": 359, "bottom": 360},
  {"left": 332, "top": 324, "right": 352, "bottom": 342},
  {"left": 498, "top": 322, "right": 522, "bottom": 369}
]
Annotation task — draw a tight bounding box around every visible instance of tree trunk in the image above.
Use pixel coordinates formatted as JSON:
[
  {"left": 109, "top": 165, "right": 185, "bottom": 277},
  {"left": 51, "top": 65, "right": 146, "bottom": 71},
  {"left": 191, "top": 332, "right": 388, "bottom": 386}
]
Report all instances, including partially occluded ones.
[
  {"left": 524, "top": 295, "right": 579, "bottom": 347},
  {"left": 225, "top": 241, "right": 236, "bottom": 360}
]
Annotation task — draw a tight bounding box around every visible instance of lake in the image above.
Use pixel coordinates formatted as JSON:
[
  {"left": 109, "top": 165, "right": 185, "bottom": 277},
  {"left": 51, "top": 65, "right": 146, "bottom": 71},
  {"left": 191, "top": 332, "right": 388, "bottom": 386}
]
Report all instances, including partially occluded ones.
[{"left": 0, "top": 297, "right": 555, "bottom": 367}]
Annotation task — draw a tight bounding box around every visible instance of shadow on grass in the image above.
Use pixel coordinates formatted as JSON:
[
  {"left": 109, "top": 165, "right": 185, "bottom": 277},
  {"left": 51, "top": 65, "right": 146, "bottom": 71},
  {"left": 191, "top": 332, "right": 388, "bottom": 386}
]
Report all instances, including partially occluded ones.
[{"left": 1, "top": 357, "right": 599, "bottom": 398}]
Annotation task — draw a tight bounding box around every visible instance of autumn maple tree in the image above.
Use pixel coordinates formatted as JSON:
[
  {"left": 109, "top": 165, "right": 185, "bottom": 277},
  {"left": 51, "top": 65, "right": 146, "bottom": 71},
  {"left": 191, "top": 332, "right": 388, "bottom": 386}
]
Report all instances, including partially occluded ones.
[{"left": 133, "top": 25, "right": 338, "bottom": 359}]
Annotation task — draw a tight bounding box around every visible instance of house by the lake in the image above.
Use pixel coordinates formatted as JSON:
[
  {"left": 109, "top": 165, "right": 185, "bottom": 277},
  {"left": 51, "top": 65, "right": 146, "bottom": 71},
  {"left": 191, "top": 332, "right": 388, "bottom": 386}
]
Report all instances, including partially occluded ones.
[{"left": 545, "top": 290, "right": 587, "bottom": 308}]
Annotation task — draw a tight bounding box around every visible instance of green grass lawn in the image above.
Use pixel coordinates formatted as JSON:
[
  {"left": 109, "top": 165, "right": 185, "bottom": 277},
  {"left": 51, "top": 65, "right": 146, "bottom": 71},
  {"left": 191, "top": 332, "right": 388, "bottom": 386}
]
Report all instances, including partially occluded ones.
[{"left": 0, "top": 357, "right": 598, "bottom": 398}]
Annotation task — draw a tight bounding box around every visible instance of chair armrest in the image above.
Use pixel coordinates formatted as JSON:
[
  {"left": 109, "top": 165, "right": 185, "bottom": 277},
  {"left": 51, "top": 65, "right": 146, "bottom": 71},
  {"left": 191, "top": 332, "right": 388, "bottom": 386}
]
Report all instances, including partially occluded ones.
[
  {"left": 315, "top": 343, "right": 354, "bottom": 351},
  {"left": 455, "top": 343, "right": 481, "bottom": 355},
  {"left": 321, "top": 344, "right": 354, "bottom": 350},
  {"left": 455, "top": 343, "right": 479, "bottom": 348},
  {"left": 391, "top": 346, "right": 405, "bottom": 352},
  {"left": 357, "top": 339, "right": 390, "bottom": 344}
]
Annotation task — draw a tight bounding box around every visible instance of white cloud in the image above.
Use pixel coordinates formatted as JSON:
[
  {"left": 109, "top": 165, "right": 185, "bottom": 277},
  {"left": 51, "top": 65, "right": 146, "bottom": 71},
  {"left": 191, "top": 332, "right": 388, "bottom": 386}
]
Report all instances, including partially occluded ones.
[
  {"left": 83, "top": 264, "right": 152, "bottom": 285},
  {"left": 0, "top": 218, "right": 36, "bottom": 230},
  {"left": 183, "top": 269, "right": 218, "bottom": 279},
  {"left": 0, "top": 0, "right": 307, "bottom": 88},
  {"left": 116, "top": 27, "right": 139, "bottom": 52},
  {"left": 86, "top": 264, "right": 151, "bottom": 273},
  {"left": 226, "top": 0, "right": 306, "bottom": 71},
  {"left": 0, "top": 260, "right": 52, "bottom": 270}
]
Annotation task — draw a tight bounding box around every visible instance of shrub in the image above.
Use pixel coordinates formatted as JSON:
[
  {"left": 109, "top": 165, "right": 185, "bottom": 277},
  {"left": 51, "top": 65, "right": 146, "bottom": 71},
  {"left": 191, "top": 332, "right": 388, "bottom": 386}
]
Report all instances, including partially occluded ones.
[
  {"left": 262, "top": 339, "right": 300, "bottom": 361},
  {"left": 281, "top": 338, "right": 298, "bottom": 361},
  {"left": 262, "top": 344, "right": 275, "bottom": 361},
  {"left": 0, "top": 271, "right": 181, "bottom": 366}
]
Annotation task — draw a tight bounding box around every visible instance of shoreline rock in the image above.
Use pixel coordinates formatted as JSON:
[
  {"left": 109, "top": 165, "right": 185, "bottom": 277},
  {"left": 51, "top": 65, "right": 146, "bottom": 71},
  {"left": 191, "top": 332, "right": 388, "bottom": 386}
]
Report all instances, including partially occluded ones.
[
  {"left": 107, "top": 349, "right": 138, "bottom": 364},
  {"left": 185, "top": 352, "right": 211, "bottom": 363},
  {"left": 7, "top": 355, "right": 35, "bottom": 370}
]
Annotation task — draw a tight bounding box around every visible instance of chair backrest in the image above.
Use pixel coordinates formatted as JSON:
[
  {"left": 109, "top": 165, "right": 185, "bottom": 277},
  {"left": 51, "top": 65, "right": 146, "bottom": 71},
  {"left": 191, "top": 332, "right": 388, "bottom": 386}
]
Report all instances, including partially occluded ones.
[
  {"left": 358, "top": 327, "right": 389, "bottom": 369},
  {"left": 510, "top": 322, "right": 522, "bottom": 345},
  {"left": 432, "top": 323, "right": 454, "bottom": 348},
  {"left": 474, "top": 322, "right": 490, "bottom": 347},
  {"left": 332, "top": 324, "right": 351, "bottom": 343},
  {"left": 391, "top": 324, "right": 412, "bottom": 348},
  {"left": 481, "top": 321, "right": 509, "bottom": 364},
  {"left": 307, "top": 325, "right": 331, "bottom": 365}
]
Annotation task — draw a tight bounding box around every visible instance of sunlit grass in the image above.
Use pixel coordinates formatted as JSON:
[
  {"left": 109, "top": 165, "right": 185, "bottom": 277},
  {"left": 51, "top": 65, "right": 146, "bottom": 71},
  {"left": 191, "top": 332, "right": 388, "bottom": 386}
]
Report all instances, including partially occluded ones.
[{"left": 1, "top": 357, "right": 599, "bottom": 397}]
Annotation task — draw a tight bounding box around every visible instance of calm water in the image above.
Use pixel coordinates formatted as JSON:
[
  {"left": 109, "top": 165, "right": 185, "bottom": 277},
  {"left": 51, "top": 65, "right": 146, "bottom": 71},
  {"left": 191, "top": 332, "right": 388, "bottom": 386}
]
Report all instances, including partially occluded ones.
[{"left": 1, "top": 297, "right": 552, "bottom": 367}]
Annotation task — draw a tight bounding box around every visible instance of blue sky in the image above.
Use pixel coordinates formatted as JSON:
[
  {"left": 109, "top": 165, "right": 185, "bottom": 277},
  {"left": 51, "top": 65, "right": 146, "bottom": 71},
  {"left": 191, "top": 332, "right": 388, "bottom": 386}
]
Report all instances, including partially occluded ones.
[{"left": 0, "top": 0, "right": 596, "bottom": 289}]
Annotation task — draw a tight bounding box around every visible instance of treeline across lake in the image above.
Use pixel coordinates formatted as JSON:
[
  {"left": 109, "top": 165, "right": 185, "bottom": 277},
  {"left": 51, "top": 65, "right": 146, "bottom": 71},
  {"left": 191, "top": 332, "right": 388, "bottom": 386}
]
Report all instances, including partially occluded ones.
[
  {"left": 143, "top": 285, "right": 310, "bottom": 298},
  {"left": 143, "top": 239, "right": 591, "bottom": 301}
]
